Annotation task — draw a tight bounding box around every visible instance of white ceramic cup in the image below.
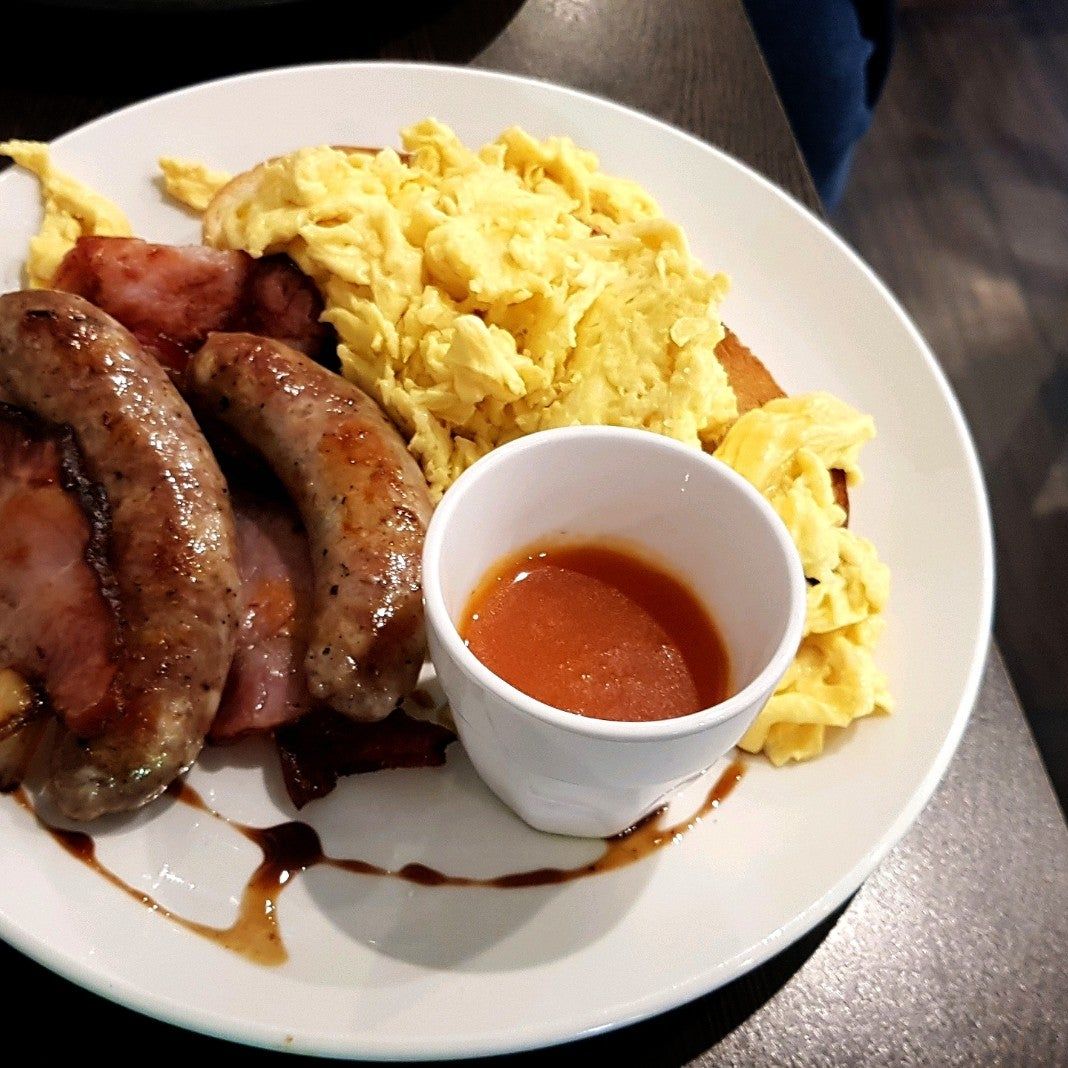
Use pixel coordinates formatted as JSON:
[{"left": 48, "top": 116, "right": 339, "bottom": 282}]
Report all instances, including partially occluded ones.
[{"left": 423, "top": 426, "right": 806, "bottom": 838}]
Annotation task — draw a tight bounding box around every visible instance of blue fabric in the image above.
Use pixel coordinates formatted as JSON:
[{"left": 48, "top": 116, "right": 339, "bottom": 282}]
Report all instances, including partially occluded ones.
[{"left": 742, "top": 0, "right": 895, "bottom": 206}]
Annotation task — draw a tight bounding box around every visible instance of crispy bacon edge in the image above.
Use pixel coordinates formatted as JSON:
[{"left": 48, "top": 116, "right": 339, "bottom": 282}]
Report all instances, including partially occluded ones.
[{"left": 275, "top": 706, "right": 456, "bottom": 810}]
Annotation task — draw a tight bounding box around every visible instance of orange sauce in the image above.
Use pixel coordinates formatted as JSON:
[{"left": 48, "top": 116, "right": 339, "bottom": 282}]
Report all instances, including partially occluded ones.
[{"left": 460, "top": 540, "right": 730, "bottom": 722}]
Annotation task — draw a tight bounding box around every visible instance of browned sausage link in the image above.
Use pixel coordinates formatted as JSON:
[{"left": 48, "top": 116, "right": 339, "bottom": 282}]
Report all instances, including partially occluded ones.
[
  {"left": 188, "top": 333, "right": 431, "bottom": 722},
  {"left": 0, "top": 291, "right": 240, "bottom": 819}
]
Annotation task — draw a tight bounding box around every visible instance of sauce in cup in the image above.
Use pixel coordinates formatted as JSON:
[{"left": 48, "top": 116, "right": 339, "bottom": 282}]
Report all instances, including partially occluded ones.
[{"left": 460, "top": 540, "right": 731, "bottom": 722}]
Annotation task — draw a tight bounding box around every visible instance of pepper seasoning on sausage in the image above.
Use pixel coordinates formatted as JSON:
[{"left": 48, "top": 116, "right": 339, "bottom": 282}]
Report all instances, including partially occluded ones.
[{"left": 187, "top": 333, "right": 431, "bottom": 722}]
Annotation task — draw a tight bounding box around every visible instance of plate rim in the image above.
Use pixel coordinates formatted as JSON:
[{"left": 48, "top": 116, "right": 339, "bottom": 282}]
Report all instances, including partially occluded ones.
[{"left": 0, "top": 59, "right": 995, "bottom": 1060}]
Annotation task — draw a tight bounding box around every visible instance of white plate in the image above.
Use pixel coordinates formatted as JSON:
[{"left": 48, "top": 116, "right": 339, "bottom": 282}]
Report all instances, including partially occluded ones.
[{"left": 0, "top": 63, "right": 993, "bottom": 1060}]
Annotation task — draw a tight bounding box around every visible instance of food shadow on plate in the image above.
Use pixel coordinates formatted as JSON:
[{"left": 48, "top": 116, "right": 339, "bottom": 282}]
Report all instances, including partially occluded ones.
[
  {"left": 19, "top": 723, "right": 657, "bottom": 973},
  {"left": 189, "top": 676, "right": 659, "bottom": 973},
  {"left": 450, "top": 903, "right": 851, "bottom": 1068},
  {"left": 220, "top": 739, "right": 658, "bottom": 976}
]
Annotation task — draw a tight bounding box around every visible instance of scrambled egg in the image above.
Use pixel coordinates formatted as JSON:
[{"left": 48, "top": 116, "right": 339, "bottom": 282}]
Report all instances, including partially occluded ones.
[
  {"left": 5, "top": 126, "right": 891, "bottom": 766},
  {"left": 193, "top": 120, "right": 737, "bottom": 499},
  {"left": 158, "top": 157, "right": 231, "bottom": 213},
  {"left": 715, "top": 394, "right": 891, "bottom": 762},
  {"left": 0, "top": 141, "right": 130, "bottom": 288}
]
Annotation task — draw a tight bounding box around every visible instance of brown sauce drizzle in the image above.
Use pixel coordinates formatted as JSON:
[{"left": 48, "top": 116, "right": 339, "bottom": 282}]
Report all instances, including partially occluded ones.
[
  {"left": 11, "top": 788, "right": 287, "bottom": 964},
  {"left": 12, "top": 759, "right": 745, "bottom": 966}
]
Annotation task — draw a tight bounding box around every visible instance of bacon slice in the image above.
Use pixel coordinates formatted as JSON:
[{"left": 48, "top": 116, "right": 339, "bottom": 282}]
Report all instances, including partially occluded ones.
[
  {"left": 211, "top": 491, "right": 313, "bottom": 742},
  {"left": 240, "top": 254, "right": 332, "bottom": 360},
  {"left": 276, "top": 706, "right": 456, "bottom": 810},
  {"left": 0, "top": 404, "right": 119, "bottom": 737},
  {"left": 210, "top": 483, "right": 453, "bottom": 805},
  {"left": 53, "top": 237, "right": 331, "bottom": 374}
]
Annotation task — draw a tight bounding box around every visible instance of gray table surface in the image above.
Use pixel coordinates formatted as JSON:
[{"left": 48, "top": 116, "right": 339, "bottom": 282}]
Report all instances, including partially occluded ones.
[
  {"left": 2, "top": 0, "right": 1065, "bottom": 1063},
  {"left": 702, "top": 649, "right": 1067, "bottom": 1066}
]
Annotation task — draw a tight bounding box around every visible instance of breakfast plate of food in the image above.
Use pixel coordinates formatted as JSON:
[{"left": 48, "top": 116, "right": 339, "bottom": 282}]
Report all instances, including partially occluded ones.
[{"left": 0, "top": 62, "right": 992, "bottom": 1058}]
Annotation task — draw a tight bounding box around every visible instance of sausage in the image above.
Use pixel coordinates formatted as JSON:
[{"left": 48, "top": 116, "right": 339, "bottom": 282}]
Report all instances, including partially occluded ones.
[
  {"left": 187, "top": 333, "right": 430, "bottom": 722},
  {"left": 0, "top": 291, "right": 240, "bottom": 819}
]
